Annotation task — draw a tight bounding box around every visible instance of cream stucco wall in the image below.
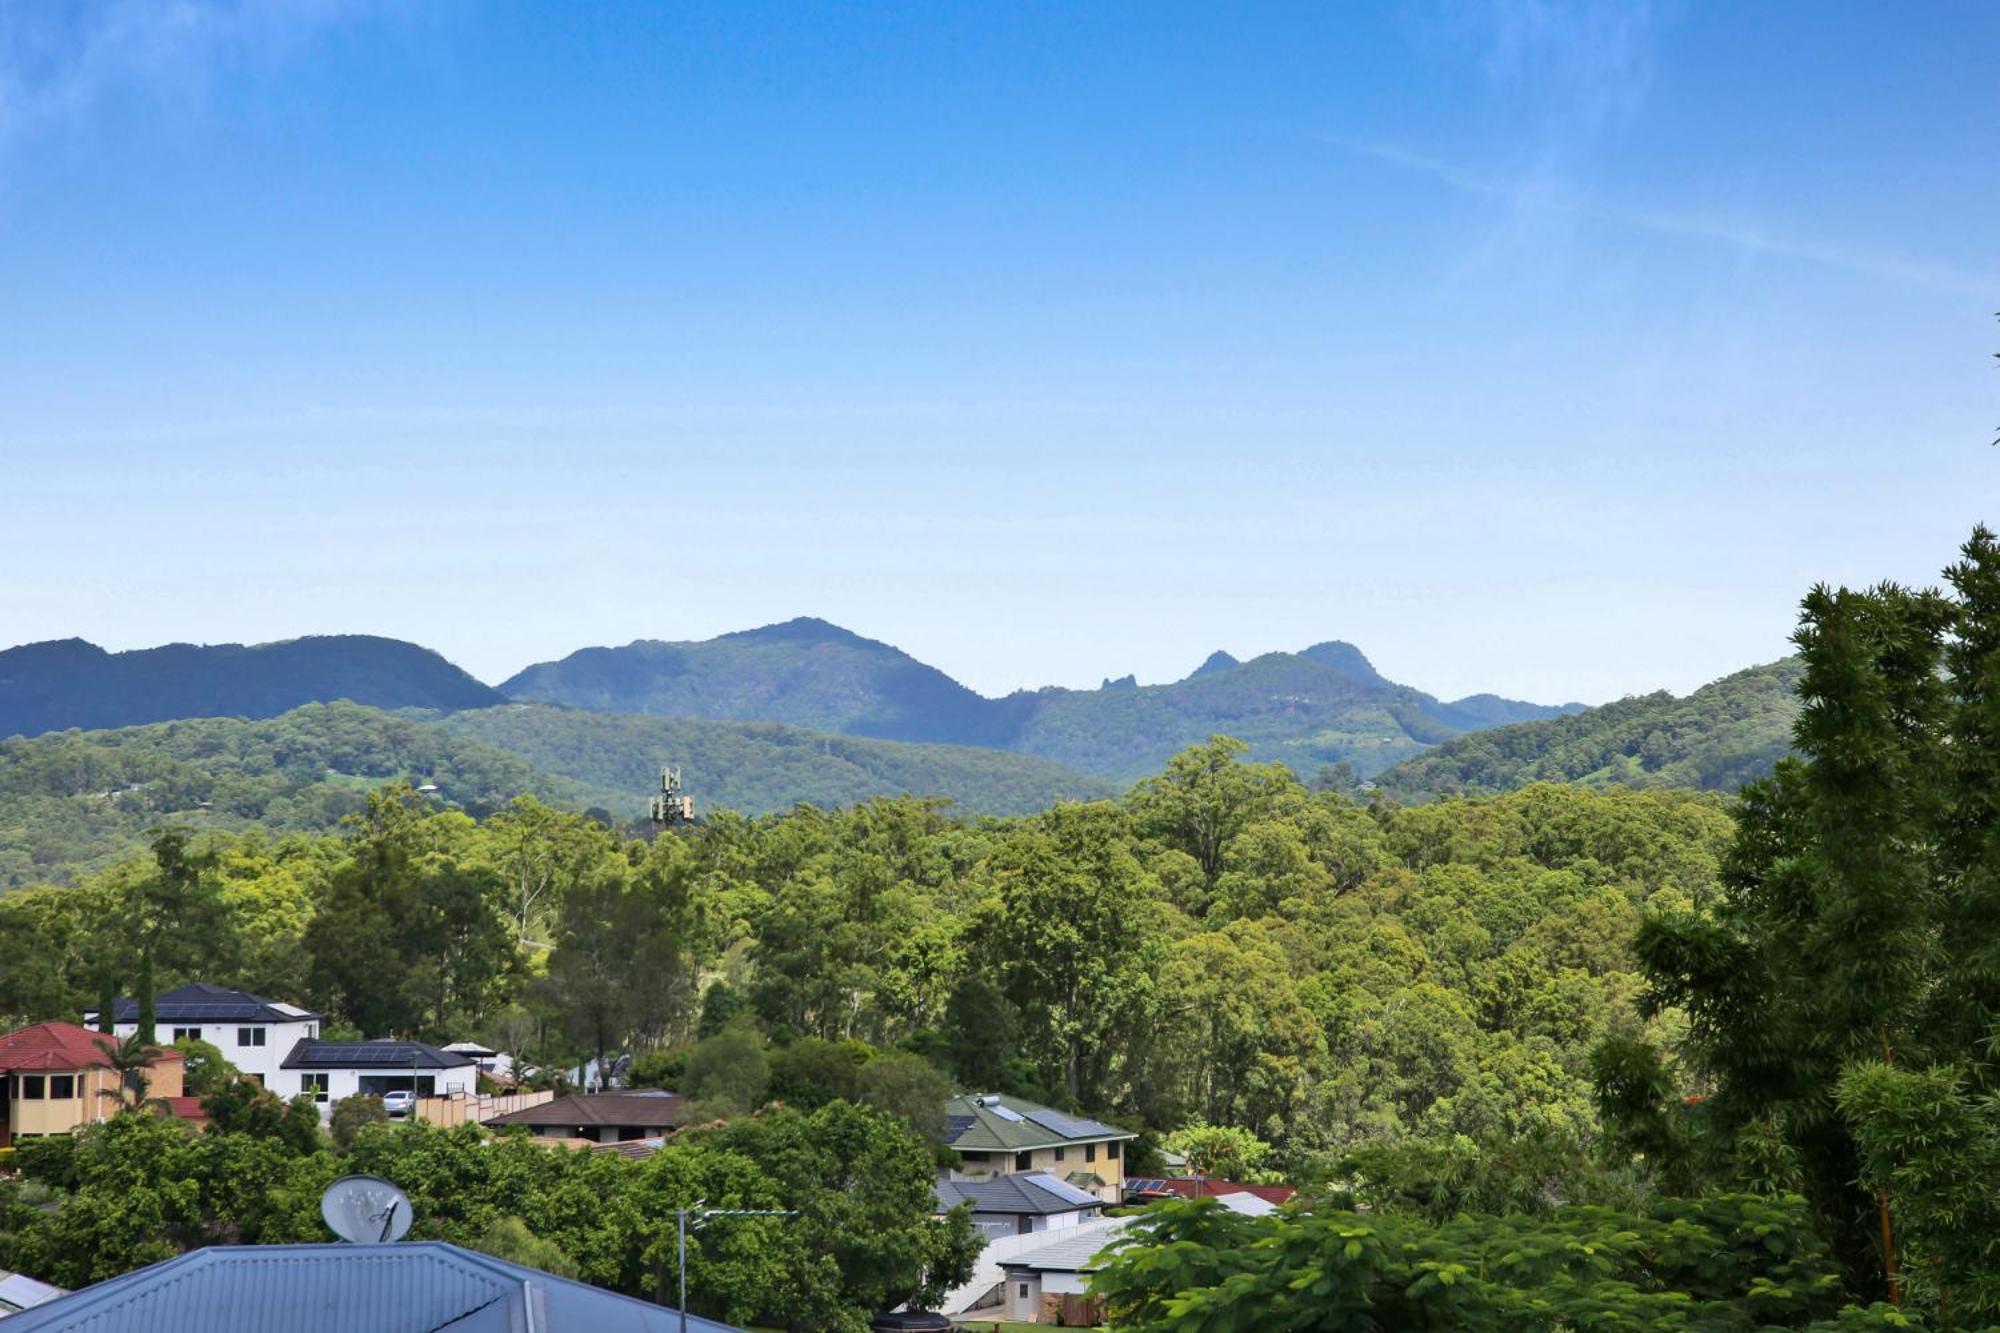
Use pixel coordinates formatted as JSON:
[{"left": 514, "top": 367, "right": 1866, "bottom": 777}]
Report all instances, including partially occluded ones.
[{"left": 2, "top": 1059, "right": 182, "bottom": 1144}]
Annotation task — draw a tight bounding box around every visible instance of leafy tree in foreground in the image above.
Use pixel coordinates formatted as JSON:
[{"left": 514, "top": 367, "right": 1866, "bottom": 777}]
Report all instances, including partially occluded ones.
[
  {"left": 1623, "top": 526, "right": 2000, "bottom": 1319},
  {"left": 1090, "top": 1194, "right": 1846, "bottom": 1332}
]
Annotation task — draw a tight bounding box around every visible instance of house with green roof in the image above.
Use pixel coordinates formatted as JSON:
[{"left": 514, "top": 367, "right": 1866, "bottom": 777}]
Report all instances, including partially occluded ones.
[{"left": 942, "top": 1093, "right": 1135, "bottom": 1204}]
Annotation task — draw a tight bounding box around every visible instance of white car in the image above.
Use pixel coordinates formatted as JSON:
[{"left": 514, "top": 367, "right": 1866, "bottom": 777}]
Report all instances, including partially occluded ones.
[{"left": 380, "top": 1090, "right": 416, "bottom": 1116}]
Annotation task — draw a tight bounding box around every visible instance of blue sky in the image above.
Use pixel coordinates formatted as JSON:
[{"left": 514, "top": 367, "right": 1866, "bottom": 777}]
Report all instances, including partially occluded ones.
[{"left": 2, "top": 1, "right": 1995, "bottom": 703}]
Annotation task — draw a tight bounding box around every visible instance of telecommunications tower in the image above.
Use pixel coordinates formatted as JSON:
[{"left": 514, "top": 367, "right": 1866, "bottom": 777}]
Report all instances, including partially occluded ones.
[{"left": 649, "top": 765, "right": 694, "bottom": 829}]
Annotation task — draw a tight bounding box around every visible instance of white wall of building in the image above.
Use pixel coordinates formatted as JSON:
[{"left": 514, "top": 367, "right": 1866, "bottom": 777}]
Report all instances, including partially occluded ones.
[
  {"left": 110, "top": 1017, "right": 319, "bottom": 1091},
  {"left": 1005, "top": 1272, "right": 1041, "bottom": 1322},
  {"left": 1029, "top": 1207, "right": 1091, "bottom": 1233},
  {"left": 293, "top": 1062, "right": 477, "bottom": 1114}
]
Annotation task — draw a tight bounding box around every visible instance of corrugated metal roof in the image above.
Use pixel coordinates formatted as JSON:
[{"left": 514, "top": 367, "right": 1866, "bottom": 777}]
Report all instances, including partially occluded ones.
[
  {"left": 0, "top": 1271, "right": 66, "bottom": 1313},
  {"left": 0, "top": 1242, "right": 744, "bottom": 1332},
  {"left": 996, "top": 1218, "right": 1132, "bottom": 1275}
]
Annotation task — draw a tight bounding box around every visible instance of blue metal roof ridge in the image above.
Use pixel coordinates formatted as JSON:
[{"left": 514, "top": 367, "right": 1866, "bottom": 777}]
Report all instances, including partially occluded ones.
[{"left": 0, "top": 1242, "right": 747, "bottom": 1332}]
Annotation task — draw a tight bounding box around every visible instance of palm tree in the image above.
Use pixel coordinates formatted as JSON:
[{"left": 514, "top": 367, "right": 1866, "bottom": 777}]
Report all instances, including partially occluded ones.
[{"left": 94, "top": 1033, "right": 156, "bottom": 1110}]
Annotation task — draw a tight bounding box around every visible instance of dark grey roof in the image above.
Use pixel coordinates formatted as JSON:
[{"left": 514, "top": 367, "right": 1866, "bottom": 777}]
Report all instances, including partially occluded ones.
[
  {"left": 934, "top": 1172, "right": 1102, "bottom": 1216},
  {"left": 280, "top": 1037, "right": 475, "bottom": 1071},
  {"left": 0, "top": 1242, "right": 744, "bottom": 1332},
  {"left": 98, "top": 982, "right": 321, "bottom": 1026}
]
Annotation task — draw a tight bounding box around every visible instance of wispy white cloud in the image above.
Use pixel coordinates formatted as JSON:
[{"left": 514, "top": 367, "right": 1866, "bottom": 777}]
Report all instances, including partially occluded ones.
[
  {"left": 0, "top": 0, "right": 367, "bottom": 143},
  {"left": 1337, "top": 138, "right": 2000, "bottom": 298},
  {"left": 1432, "top": 0, "right": 1663, "bottom": 135}
]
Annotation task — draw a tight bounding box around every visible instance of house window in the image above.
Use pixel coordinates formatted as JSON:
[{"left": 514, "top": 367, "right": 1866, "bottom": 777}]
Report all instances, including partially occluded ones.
[
  {"left": 301, "top": 1073, "right": 330, "bottom": 1103},
  {"left": 237, "top": 1027, "right": 266, "bottom": 1047},
  {"left": 49, "top": 1075, "right": 74, "bottom": 1099},
  {"left": 1054, "top": 1146, "right": 1065, "bottom": 1162},
  {"left": 1107, "top": 1140, "right": 1121, "bottom": 1160},
  {"left": 1014, "top": 1151, "right": 1033, "bottom": 1171},
  {"left": 172, "top": 1027, "right": 202, "bottom": 1043},
  {"left": 20, "top": 1075, "right": 44, "bottom": 1100},
  {"left": 1019, "top": 1284, "right": 1030, "bottom": 1299},
  {"left": 1085, "top": 1142, "right": 1097, "bottom": 1163}
]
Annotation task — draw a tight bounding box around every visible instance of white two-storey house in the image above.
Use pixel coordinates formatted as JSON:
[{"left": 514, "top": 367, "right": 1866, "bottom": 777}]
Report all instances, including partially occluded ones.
[{"left": 84, "top": 983, "right": 321, "bottom": 1091}]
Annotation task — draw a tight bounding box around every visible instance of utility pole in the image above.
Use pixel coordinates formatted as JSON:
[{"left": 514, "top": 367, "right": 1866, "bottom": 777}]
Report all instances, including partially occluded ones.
[{"left": 676, "top": 1204, "right": 796, "bottom": 1332}]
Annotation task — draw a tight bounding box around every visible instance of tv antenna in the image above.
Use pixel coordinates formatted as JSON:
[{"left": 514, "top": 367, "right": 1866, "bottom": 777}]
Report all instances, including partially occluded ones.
[
  {"left": 650, "top": 765, "right": 694, "bottom": 829},
  {"left": 320, "top": 1174, "right": 413, "bottom": 1244}
]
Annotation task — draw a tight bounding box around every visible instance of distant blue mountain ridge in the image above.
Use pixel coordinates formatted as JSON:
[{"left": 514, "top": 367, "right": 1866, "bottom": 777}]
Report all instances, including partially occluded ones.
[{"left": 0, "top": 620, "right": 1584, "bottom": 784}]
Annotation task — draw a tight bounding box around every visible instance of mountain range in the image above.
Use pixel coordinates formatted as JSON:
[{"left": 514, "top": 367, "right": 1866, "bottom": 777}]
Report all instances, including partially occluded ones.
[
  {"left": 2, "top": 622, "right": 1808, "bottom": 832},
  {"left": 1, "top": 620, "right": 1580, "bottom": 786},
  {"left": 0, "top": 635, "right": 502, "bottom": 739},
  {"left": 499, "top": 617, "right": 1584, "bottom": 782}
]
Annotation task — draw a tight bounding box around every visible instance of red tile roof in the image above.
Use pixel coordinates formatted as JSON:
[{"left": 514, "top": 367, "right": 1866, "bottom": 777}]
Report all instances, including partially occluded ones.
[
  {"left": 1136, "top": 1176, "right": 1296, "bottom": 1206},
  {"left": 0, "top": 1022, "right": 186, "bottom": 1073},
  {"left": 159, "top": 1096, "right": 207, "bottom": 1123}
]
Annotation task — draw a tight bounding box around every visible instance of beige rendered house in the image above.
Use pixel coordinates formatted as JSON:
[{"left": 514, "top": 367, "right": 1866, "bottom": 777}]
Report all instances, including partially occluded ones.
[
  {"left": 0, "top": 1022, "right": 188, "bottom": 1147},
  {"left": 943, "top": 1093, "right": 1135, "bottom": 1204}
]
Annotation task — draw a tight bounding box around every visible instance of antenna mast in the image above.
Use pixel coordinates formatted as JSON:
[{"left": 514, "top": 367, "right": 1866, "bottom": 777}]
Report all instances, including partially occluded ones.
[{"left": 650, "top": 765, "right": 694, "bottom": 829}]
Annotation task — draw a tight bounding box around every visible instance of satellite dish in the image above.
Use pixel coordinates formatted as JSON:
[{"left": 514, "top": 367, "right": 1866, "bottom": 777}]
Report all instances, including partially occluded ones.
[{"left": 320, "top": 1174, "right": 413, "bottom": 1244}]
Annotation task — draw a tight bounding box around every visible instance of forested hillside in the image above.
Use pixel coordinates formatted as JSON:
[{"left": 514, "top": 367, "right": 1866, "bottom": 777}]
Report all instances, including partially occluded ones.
[
  {"left": 0, "top": 702, "right": 616, "bottom": 887},
  {"left": 0, "top": 736, "right": 1730, "bottom": 1169},
  {"left": 441, "top": 703, "right": 1116, "bottom": 818},
  {"left": 0, "top": 701, "right": 1117, "bottom": 888},
  {"left": 0, "top": 635, "right": 504, "bottom": 739},
  {"left": 502, "top": 619, "right": 1582, "bottom": 781},
  {"left": 1374, "top": 658, "right": 1802, "bottom": 800}
]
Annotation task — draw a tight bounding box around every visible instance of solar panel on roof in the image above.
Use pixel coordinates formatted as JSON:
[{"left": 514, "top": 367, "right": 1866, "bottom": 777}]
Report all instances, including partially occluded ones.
[
  {"left": 1021, "top": 1107, "right": 1115, "bottom": 1139},
  {"left": 944, "top": 1115, "right": 975, "bottom": 1141},
  {"left": 160, "top": 1004, "right": 247, "bottom": 1018},
  {"left": 303, "top": 1044, "right": 425, "bottom": 1064},
  {"left": 987, "top": 1103, "right": 1024, "bottom": 1122},
  {"left": 1021, "top": 1174, "right": 1097, "bottom": 1207}
]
